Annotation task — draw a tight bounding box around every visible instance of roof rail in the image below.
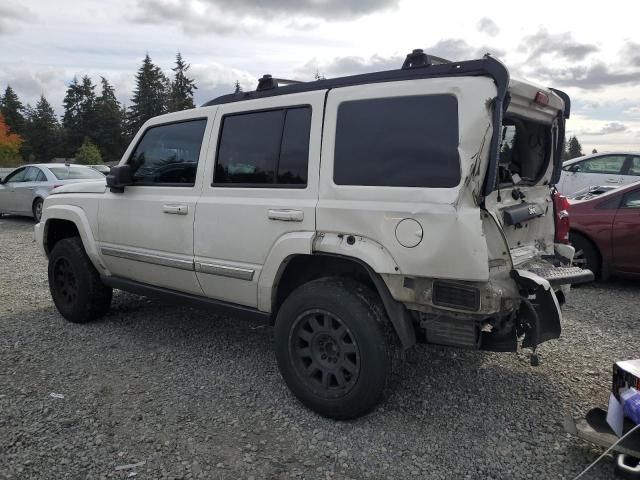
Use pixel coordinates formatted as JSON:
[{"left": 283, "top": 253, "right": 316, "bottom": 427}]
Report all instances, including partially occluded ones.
[{"left": 202, "top": 50, "right": 507, "bottom": 107}]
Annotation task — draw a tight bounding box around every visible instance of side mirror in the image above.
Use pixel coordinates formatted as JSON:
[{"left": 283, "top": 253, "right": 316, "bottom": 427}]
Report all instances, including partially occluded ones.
[
  {"left": 569, "top": 164, "right": 581, "bottom": 173},
  {"left": 106, "top": 165, "right": 133, "bottom": 193}
]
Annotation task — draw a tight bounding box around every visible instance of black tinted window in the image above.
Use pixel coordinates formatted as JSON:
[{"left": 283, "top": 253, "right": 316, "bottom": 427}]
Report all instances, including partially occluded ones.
[
  {"left": 334, "top": 95, "right": 460, "bottom": 188},
  {"left": 215, "top": 107, "right": 310, "bottom": 186},
  {"left": 129, "top": 119, "right": 207, "bottom": 185},
  {"left": 278, "top": 108, "right": 311, "bottom": 184}
]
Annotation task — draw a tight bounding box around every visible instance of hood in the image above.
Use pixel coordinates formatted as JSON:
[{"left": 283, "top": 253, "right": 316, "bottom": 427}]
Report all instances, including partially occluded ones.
[{"left": 51, "top": 179, "right": 107, "bottom": 195}]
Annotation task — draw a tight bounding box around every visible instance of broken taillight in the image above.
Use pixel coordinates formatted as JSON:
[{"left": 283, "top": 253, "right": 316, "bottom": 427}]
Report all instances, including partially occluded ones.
[
  {"left": 553, "top": 191, "right": 570, "bottom": 244},
  {"left": 534, "top": 91, "right": 549, "bottom": 106}
]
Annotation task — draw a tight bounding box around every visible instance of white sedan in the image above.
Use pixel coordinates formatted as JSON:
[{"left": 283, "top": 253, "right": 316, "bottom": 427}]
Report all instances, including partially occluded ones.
[
  {"left": 0, "top": 164, "right": 105, "bottom": 221},
  {"left": 557, "top": 152, "right": 640, "bottom": 195}
]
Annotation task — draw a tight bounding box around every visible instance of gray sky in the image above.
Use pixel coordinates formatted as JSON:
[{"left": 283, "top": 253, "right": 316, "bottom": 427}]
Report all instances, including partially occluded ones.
[{"left": 2, "top": 0, "right": 640, "bottom": 152}]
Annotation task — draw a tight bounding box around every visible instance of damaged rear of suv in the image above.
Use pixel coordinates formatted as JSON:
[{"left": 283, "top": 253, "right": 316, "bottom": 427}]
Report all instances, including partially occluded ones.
[{"left": 37, "top": 49, "right": 593, "bottom": 420}]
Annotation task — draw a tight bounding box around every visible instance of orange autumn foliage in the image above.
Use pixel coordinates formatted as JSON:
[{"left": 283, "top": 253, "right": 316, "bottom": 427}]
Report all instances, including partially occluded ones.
[{"left": 0, "top": 113, "right": 23, "bottom": 166}]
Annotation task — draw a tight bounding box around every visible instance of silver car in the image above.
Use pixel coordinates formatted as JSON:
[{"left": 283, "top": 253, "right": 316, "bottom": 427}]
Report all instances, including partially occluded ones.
[{"left": 0, "top": 164, "right": 105, "bottom": 221}]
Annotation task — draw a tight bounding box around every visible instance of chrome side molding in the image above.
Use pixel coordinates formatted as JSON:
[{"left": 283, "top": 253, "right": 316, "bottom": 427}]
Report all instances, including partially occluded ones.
[
  {"left": 100, "top": 247, "right": 194, "bottom": 271},
  {"left": 195, "top": 262, "right": 255, "bottom": 281}
]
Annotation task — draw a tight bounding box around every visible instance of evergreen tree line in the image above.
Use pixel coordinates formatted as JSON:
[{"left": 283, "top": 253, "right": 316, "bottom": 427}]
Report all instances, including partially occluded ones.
[
  {"left": 562, "top": 136, "right": 594, "bottom": 161},
  {"left": 0, "top": 53, "right": 197, "bottom": 165}
]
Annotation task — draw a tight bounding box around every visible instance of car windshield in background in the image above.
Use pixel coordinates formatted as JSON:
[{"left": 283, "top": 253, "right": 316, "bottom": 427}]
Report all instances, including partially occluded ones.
[{"left": 49, "top": 166, "right": 105, "bottom": 180}]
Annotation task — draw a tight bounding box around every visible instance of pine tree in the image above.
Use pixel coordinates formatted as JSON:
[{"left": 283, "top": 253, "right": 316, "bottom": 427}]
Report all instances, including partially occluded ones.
[
  {"left": 127, "top": 54, "right": 169, "bottom": 136},
  {"left": 23, "top": 96, "right": 61, "bottom": 163},
  {"left": 234, "top": 80, "right": 242, "bottom": 94},
  {"left": 62, "top": 76, "right": 97, "bottom": 156},
  {"left": 94, "top": 77, "right": 125, "bottom": 162},
  {"left": 75, "top": 137, "right": 102, "bottom": 165},
  {"left": 0, "top": 86, "right": 26, "bottom": 135},
  {"left": 313, "top": 70, "right": 325, "bottom": 81},
  {"left": 567, "top": 136, "right": 583, "bottom": 159},
  {"left": 592, "top": 148, "right": 598, "bottom": 154},
  {"left": 168, "top": 52, "right": 196, "bottom": 112}
]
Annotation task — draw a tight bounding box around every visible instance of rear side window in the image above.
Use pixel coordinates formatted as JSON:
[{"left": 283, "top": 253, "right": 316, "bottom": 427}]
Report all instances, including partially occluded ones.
[
  {"left": 129, "top": 119, "right": 207, "bottom": 186},
  {"left": 334, "top": 95, "right": 460, "bottom": 188},
  {"left": 214, "top": 107, "right": 311, "bottom": 187},
  {"left": 578, "top": 155, "right": 626, "bottom": 175}
]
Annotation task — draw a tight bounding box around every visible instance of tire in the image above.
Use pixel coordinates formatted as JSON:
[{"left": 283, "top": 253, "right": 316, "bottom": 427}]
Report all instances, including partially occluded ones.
[
  {"left": 32, "top": 198, "right": 43, "bottom": 222},
  {"left": 274, "top": 277, "right": 395, "bottom": 420},
  {"left": 48, "top": 237, "right": 112, "bottom": 323},
  {"left": 571, "top": 232, "right": 600, "bottom": 277}
]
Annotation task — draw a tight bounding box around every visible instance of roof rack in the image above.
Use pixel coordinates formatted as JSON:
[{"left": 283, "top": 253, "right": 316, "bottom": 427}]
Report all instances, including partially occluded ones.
[{"left": 202, "top": 50, "right": 508, "bottom": 107}]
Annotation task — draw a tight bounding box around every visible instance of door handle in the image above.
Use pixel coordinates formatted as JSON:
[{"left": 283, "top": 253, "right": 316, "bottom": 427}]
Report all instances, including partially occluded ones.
[
  {"left": 163, "top": 204, "right": 188, "bottom": 215},
  {"left": 268, "top": 209, "right": 304, "bottom": 222}
]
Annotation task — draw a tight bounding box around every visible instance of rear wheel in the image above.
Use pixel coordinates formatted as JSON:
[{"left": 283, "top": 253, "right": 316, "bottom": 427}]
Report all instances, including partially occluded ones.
[
  {"left": 571, "top": 232, "right": 600, "bottom": 277},
  {"left": 274, "top": 277, "right": 395, "bottom": 419},
  {"left": 48, "top": 237, "right": 112, "bottom": 323},
  {"left": 32, "top": 198, "right": 43, "bottom": 222}
]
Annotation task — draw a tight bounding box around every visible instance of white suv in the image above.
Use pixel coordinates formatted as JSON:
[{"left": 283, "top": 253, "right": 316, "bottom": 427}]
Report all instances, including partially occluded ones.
[{"left": 36, "top": 51, "right": 592, "bottom": 419}]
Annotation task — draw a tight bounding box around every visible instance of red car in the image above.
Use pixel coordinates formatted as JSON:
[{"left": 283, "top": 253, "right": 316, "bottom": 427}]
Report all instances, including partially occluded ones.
[{"left": 569, "top": 180, "right": 640, "bottom": 278}]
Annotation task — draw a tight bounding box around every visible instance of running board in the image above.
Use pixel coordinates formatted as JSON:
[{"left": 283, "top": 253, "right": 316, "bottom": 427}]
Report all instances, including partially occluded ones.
[{"left": 100, "top": 275, "right": 271, "bottom": 322}]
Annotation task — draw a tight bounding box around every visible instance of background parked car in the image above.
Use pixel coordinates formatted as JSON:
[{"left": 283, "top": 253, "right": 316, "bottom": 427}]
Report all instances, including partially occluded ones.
[
  {"left": 0, "top": 164, "right": 105, "bottom": 221},
  {"left": 558, "top": 152, "right": 640, "bottom": 195},
  {"left": 569, "top": 180, "right": 640, "bottom": 278},
  {"left": 88, "top": 164, "right": 111, "bottom": 174}
]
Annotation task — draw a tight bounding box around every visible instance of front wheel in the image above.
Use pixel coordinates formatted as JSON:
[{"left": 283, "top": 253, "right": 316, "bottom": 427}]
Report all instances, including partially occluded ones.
[
  {"left": 48, "top": 237, "right": 112, "bottom": 323},
  {"left": 274, "top": 277, "right": 395, "bottom": 420}
]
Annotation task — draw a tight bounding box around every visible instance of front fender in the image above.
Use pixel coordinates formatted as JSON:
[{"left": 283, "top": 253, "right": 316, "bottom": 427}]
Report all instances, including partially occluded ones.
[{"left": 41, "top": 204, "right": 109, "bottom": 275}]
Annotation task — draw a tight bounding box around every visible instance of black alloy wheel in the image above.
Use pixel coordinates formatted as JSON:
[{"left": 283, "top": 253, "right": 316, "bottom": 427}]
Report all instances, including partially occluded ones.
[{"left": 290, "top": 308, "right": 360, "bottom": 398}]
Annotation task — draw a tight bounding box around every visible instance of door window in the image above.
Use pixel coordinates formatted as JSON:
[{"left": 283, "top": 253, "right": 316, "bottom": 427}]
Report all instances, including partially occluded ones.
[
  {"left": 627, "top": 157, "right": 640, "bottom": 176},
  {"left": 622, "top": 189, "right": 640, "bottom": 209},
  {"left": 214, "top": 107, "right": 311, "bottom": 187},
  {"left": 128, "top": 119, "right": 207, "bottom": 186},
  {"left": 4, "top": 168, "right": 28, "bottom": 183},
  {"left": 24, "top": 167, "right": 40, "bottom": 182},
  {"left": 333, "top": 95, "right": 460, "bottom": 188},
  {"left": 577, "top": 155, "right": 626, "bottom": 174}
]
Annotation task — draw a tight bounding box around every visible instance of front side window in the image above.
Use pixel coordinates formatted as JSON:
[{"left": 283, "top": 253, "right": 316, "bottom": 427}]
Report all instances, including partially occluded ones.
[
  {"left": 214, "top": 107, "right": 311, "bottom": 186},
  {"left": 4, "top": 167, "right": 27, "bottom": 183},
  {"left": 334, "top": 95, "right": 460, "bottom": 188},
  {"left": 129, "top": 119, "right": 207, "bottom": 186},
  {"left": 49, "top": 166, "right": 105, "bottom": 180},
  {"left": 627, "top": 156, "right": 640, "bottom": 176},
  {"left": 622, "top": 189, "right": 640, "bottom": 209},
  {"left": 577, "top": 155, "right": 626, "bottom": 174}
]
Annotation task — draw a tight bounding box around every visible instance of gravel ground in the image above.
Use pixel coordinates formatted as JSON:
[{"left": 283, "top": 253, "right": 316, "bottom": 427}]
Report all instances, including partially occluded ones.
[{"left": 1, "top": 215, "right": 638, "bottom": 480}]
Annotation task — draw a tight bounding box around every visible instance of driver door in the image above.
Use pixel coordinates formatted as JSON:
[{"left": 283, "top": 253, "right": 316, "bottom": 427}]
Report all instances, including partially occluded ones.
[
  {"left": 0, "top": 167, "right": 28, "bottom": 213},
  {"left": 97, "top": 116, "right": 213, "bottom": 294}
]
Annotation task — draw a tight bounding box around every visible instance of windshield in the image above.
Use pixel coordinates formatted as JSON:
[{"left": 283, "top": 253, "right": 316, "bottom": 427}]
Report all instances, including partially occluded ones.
[
  {"left": 497, "top": 117, "right": 551, "bottom": 185},
  {"left": 49, "top": 166, "right": 105, "bottom": 180}
]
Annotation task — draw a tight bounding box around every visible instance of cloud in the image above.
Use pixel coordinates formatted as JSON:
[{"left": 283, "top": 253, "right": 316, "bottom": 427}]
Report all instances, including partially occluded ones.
[
  {"left": 622, "top": 41, "right": 640, "bottom": 67},
  {"left": 520, "top": 28, "right": 598, "bottom": 61},
  {"left": 577, "top": 122, "right": 628, "bottom": 136},
  {"left": 132, "top": 0, "right": 399, "bottom": 34},
  {"left": 623, "top": 106, "right": 640, "bottom": 117},
  {"left": 190, "top": 62, "right": 257, "bottom": 104},
  {"left": 477, "top": 17, "right": 499, "bottom": 37},
  {"left": 531, "top": 62, "right": 640, "bottom": 89},
  {"left": 300, "top": 39, "right": 506, "bottom": 79},
  {"left": 0, "top": 3, "right": 35, "bottom": 35}
]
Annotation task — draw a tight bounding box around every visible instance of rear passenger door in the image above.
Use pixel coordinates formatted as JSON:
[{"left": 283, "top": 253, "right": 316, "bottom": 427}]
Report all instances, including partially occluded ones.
[{"left": 194, "top": 91, "right": 324, "bottom": 308}]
